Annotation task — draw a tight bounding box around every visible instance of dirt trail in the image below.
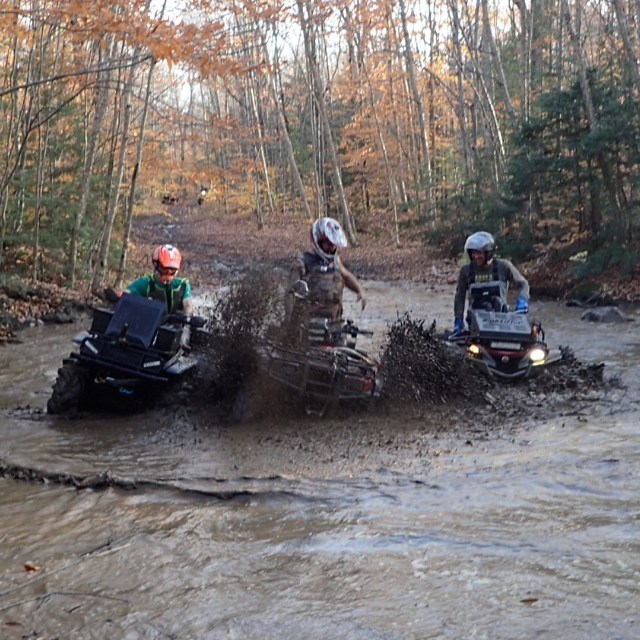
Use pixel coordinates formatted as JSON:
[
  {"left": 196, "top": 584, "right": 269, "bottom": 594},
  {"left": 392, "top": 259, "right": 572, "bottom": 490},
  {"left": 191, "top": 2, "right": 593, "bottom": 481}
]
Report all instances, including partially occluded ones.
[{"left": 129, "top": 208, "right": 460, "bottom": 287}]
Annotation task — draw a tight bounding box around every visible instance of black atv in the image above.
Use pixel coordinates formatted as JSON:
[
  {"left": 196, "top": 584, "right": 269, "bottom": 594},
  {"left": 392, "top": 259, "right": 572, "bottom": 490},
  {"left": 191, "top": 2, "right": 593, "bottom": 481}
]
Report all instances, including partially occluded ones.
[{"left": 47, "top": 294, "right": 207, "bottom": 415}]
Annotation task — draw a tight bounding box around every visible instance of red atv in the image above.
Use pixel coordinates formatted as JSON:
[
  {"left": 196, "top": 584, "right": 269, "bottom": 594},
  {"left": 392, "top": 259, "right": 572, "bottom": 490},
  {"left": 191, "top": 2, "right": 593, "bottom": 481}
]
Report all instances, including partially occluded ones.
[{"left": 447, "top": 282, "right": 565, "bottom": 381}]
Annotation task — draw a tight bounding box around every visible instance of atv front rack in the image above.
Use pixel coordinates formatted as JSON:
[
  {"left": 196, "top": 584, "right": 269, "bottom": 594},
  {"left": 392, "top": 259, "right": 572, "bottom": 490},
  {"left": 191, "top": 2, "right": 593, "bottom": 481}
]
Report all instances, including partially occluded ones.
[{"left": 258, "top": 341, "right": 378, "bottom": 414}]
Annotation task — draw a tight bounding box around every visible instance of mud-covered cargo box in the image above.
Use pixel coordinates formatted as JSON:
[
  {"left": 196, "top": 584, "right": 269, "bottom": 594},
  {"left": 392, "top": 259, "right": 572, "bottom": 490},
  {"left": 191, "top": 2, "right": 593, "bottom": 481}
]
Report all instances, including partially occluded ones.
[{"left": 470, "top": 310, "right": 531, "bottom": 341}]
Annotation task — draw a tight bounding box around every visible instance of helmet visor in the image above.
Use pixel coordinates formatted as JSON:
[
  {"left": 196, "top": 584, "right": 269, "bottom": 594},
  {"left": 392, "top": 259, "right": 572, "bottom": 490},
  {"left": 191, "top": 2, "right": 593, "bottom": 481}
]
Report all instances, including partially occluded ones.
[{"left": 158, "top": 266, "right": 178, "bottom": 276}]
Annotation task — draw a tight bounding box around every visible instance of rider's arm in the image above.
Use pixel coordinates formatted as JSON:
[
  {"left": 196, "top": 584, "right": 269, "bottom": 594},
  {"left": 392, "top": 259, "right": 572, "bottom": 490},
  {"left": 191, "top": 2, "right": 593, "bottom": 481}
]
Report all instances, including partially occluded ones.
[
  {"left": 338, "top": 259, "right": 367, "bottom": 310},
  {"left": 501, "top": 260, "right": 530, "bottom": 300},
  {"left": 284, "top": 255, "right": 307, "bottom": 320},
  {"left": 453, "top": 266, "right": 470, "bottom": 320},
  {"left": 182, "top": 282, "right": 194, "bottom": 315},
  {"left": 182, "top": 299, "right": 194, "bottom": 315}
]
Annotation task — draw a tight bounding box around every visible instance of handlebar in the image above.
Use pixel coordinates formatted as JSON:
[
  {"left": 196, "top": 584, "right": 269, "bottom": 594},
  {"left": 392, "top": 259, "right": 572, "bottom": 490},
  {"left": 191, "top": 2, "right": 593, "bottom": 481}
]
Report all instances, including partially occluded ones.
[
  {"left": 342, "top": 320, "right": 373, "bottom": 337},
  {"left": 167, "top": 312, "right": 207, "bottom": 328}
]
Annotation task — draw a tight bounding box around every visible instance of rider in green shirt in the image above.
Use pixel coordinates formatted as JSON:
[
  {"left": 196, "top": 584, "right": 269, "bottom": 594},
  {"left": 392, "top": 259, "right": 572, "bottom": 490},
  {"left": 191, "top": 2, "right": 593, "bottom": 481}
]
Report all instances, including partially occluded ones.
[
  {"left": 125, "top": 244, "right": 194, "bottom": 348},
  {"left": 125, "top": 244, "right": 194, "bottom": 316}
]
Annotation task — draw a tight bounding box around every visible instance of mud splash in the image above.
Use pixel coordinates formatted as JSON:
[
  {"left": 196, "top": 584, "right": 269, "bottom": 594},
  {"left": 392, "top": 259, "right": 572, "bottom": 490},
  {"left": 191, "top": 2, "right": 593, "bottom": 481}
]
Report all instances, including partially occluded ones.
[
  {"left": 379, "top": 313, "right": 493, "bottom": 405},
  {"left": 188, "top": 281, "right": 618, "bottom": 429}
]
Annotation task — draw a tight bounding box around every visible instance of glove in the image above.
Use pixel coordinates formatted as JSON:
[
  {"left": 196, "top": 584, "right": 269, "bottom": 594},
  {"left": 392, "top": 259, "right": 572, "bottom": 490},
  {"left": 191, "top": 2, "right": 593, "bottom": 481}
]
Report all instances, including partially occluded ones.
[
  {"left": 453, "top": 318, "right": 464, "bottom": 333},
  {"left": 515, "top": 295, "right": 529, "bottom": 313}
]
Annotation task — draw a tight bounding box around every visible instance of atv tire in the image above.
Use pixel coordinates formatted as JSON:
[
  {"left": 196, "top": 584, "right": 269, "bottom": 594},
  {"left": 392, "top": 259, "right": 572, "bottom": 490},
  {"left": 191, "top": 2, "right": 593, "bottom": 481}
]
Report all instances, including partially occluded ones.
[
  {"left": 47, "top": 363, "right": 87, "bottom": 415},
  {"left": 230, "top": 380, "right": 262, "bottom": 424}
]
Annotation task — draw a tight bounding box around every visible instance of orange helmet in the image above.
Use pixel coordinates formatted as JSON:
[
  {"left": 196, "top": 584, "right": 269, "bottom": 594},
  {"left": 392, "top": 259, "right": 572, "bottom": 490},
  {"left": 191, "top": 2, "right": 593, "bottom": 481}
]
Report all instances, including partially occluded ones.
[{"left": 152, "top": 244, "right": 182, "bottom": 284}]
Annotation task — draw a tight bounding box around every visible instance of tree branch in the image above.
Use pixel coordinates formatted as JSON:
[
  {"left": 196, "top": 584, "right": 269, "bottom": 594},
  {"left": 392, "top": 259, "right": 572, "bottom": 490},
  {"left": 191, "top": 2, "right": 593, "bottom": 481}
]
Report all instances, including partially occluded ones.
[{"left": 0, "top": 55, "right": 153, "bottom": 99}]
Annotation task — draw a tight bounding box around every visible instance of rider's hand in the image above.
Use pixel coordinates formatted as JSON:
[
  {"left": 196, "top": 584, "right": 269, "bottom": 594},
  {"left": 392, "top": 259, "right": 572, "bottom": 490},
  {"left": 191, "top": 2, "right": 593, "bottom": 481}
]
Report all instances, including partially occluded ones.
[
  {"left": 453, "top": 318, "right": 464, "bottom": 333},
  {"left": 515, "top": 295, "right": 529, "bottom": 313},
  {"left": 358, "top": 290, "right": 367, "bottom": 311}
]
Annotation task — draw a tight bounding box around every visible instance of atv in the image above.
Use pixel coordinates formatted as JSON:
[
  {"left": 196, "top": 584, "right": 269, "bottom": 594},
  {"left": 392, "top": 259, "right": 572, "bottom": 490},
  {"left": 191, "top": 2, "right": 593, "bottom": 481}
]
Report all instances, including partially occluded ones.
[
  {"left": 47, "top": 294, "right": 207, "bottom": 415},
  {"left": 231, "top": 281, "right": 381, "bottom": 420},
  {"left": 446, "top": 282, "right": 565, "bottom": 381}
]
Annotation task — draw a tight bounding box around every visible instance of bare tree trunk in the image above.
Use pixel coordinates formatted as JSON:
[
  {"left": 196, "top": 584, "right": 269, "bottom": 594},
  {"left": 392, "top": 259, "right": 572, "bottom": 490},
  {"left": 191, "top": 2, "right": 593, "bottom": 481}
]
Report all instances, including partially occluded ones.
[
  {"left": 69, "top": 39, "right": 113, "bottom": 287},
  {"left": 481, "top": 0, "right": 516, "bottom": 121},
  {"left": 248, "top": 69, "right": 276, "bottom": 217},
  {"left": 561, "top": 0, "right": 620, "bottom": 230},
  {"left": 114, "top": 0, "right": 157, "bottom": 289},
  {"left": 384, "top": 6, "right": 409, "bottom": 206},
  {"left": 296, "top": 0, "right": 357, "bottom": 243},
  {"left": 208, "top": 85, "right": 231, "bottom": 216},
  {"left": 397, "top": 0, "right": 433, "bottom": 220},
  {"left": 343, "top": 5, "right": 401, "bottom": 245},
  {"left": 530, "top": 0, "right": 546, "bottom": 101},
  {"left": 290, "top": 38, "right": 324, "bottom": 219},
  {"left": 448, "top": 0, "right": 474, "bottom": 186},
  {"left": 513, "top": 0, "right": 531, "bottom": 118},
  {"left": 366, "top": 74, "right": 401, "bottom": 246},
  {"left": 0, "top": 19, "right": 35, "bottom": 267},
  {"left": 31, "top": 125, "right": 46, "bottom": 282},
  {"left": 453, "top": 0, "right": 506, "bottom": 186},
  {"left": 91, "top": 58, "right": 133, "bottom": 293},
  {"left": 253, "top": 168, "right": 264, "bottom": 228},
  {"left": 116, "top": 59, "right": 156, "bottom": 290},
  {"left": 259, "top": 30, "right": 313, "bottom": 220},
  {"left": 612, "top": 0, "right": 640, "bottom": 95}
]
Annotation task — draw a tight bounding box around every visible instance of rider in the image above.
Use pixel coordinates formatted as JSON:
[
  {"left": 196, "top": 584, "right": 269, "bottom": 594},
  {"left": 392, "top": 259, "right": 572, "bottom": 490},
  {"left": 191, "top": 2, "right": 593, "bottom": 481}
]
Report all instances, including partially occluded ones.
[
  {"left": 453, "top": 231, "right": 530, "bottom": 333},
  {"left": 125, "top": 244, "right": 194, "bottom": 346},
  {"left": 286, "top": 217, "right": 367, "bottom": 340}
]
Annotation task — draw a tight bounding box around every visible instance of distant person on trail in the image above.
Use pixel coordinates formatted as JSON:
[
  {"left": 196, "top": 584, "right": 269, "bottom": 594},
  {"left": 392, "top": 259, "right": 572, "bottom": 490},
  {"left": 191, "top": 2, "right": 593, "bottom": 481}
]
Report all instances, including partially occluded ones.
[
  {"left": 452, "top": 231, "right": 530, "bottom": 334},
  {"left": 285, "top": 217, "right": 367, "bottom": 337}
]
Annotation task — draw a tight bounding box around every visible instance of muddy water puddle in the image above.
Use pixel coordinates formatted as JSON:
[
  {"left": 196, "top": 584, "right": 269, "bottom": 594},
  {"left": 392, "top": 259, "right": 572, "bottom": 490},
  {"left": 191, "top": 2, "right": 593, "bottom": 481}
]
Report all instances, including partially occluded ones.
[{"left": 1, "top": 283, "right": 639, "bottom": 639}]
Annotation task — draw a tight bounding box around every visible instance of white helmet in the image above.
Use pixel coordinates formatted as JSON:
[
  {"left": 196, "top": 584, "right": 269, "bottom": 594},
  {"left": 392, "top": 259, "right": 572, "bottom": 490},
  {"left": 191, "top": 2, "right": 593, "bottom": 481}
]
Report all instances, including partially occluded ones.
[
  {"left": 464, "top": 231, "right": 496, "bottom": 263},
  {"left": 311, "top": 217, "right": 348, "bottom": 262}
]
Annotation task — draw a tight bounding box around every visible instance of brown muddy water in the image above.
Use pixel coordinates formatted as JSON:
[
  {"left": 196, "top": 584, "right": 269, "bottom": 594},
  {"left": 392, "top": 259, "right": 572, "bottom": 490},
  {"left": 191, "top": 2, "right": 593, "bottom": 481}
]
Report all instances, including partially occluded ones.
[{"left": 1, "top": 282, "right": 639, "bottom": 640}]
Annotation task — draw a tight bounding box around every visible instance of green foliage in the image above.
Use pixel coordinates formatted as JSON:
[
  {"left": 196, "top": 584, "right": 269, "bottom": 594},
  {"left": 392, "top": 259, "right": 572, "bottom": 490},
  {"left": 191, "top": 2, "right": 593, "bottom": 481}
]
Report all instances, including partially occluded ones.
[
  {"left": 494, "top": 224, "right": 538, "bottom": 263},
  {"left": 486, "top": 68, "right": 640, "bottom": 268},
  {"left": 569, "top": 244, "right": 640, "bottom": 279}
]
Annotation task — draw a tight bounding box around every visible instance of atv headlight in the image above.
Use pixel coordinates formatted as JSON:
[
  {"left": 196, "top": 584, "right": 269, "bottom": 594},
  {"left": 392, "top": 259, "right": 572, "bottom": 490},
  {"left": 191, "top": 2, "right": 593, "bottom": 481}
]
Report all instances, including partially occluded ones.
[
  {"left": 143, "top": 360, "right": 162, "bottom": 368},
  {"left": 468, "top": 344, "right": 481, "bottom": 356},
  {"left": 529, "top": 347, "right": 546, "bottom": 364}
]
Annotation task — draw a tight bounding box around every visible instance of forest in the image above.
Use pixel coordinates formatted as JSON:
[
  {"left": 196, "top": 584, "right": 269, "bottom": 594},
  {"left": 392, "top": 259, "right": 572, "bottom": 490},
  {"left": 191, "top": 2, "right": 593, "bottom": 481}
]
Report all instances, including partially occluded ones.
[{"left": 0, "top": 0, "right": 639, "bottom": 293}]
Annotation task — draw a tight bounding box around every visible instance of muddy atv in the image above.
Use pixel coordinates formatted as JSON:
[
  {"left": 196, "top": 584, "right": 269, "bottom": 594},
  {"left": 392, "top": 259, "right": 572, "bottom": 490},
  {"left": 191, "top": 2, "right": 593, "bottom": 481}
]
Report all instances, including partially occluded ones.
[
  {"left": 47, "top": 294, "right": 207, "bottom": 415},
  {"left": 232, "top": 313, "right": 381, "bottom": 421},
  {"left": 446, "top": 282, "right": 565, "bottom": 381}
]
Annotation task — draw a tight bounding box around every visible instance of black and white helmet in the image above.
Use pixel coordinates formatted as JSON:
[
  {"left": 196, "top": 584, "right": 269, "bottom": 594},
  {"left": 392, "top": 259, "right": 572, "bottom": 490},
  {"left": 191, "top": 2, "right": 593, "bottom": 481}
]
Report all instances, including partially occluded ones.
[
  {"left": 464, "top": 231, "right": 496, "bottom": 263},
  {"left": 311, "top": 217, "right": 348, "bottom": 262}
]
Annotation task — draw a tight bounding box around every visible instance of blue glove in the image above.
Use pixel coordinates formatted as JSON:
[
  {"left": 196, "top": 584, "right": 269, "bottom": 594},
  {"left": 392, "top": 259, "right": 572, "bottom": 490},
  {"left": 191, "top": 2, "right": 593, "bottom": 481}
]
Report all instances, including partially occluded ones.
[
  {"left": 453, "top": 318, "right": 464, "bottom": 333},
  {"left": 515, "top": 295, "right": 529, "bottom": 313}
]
